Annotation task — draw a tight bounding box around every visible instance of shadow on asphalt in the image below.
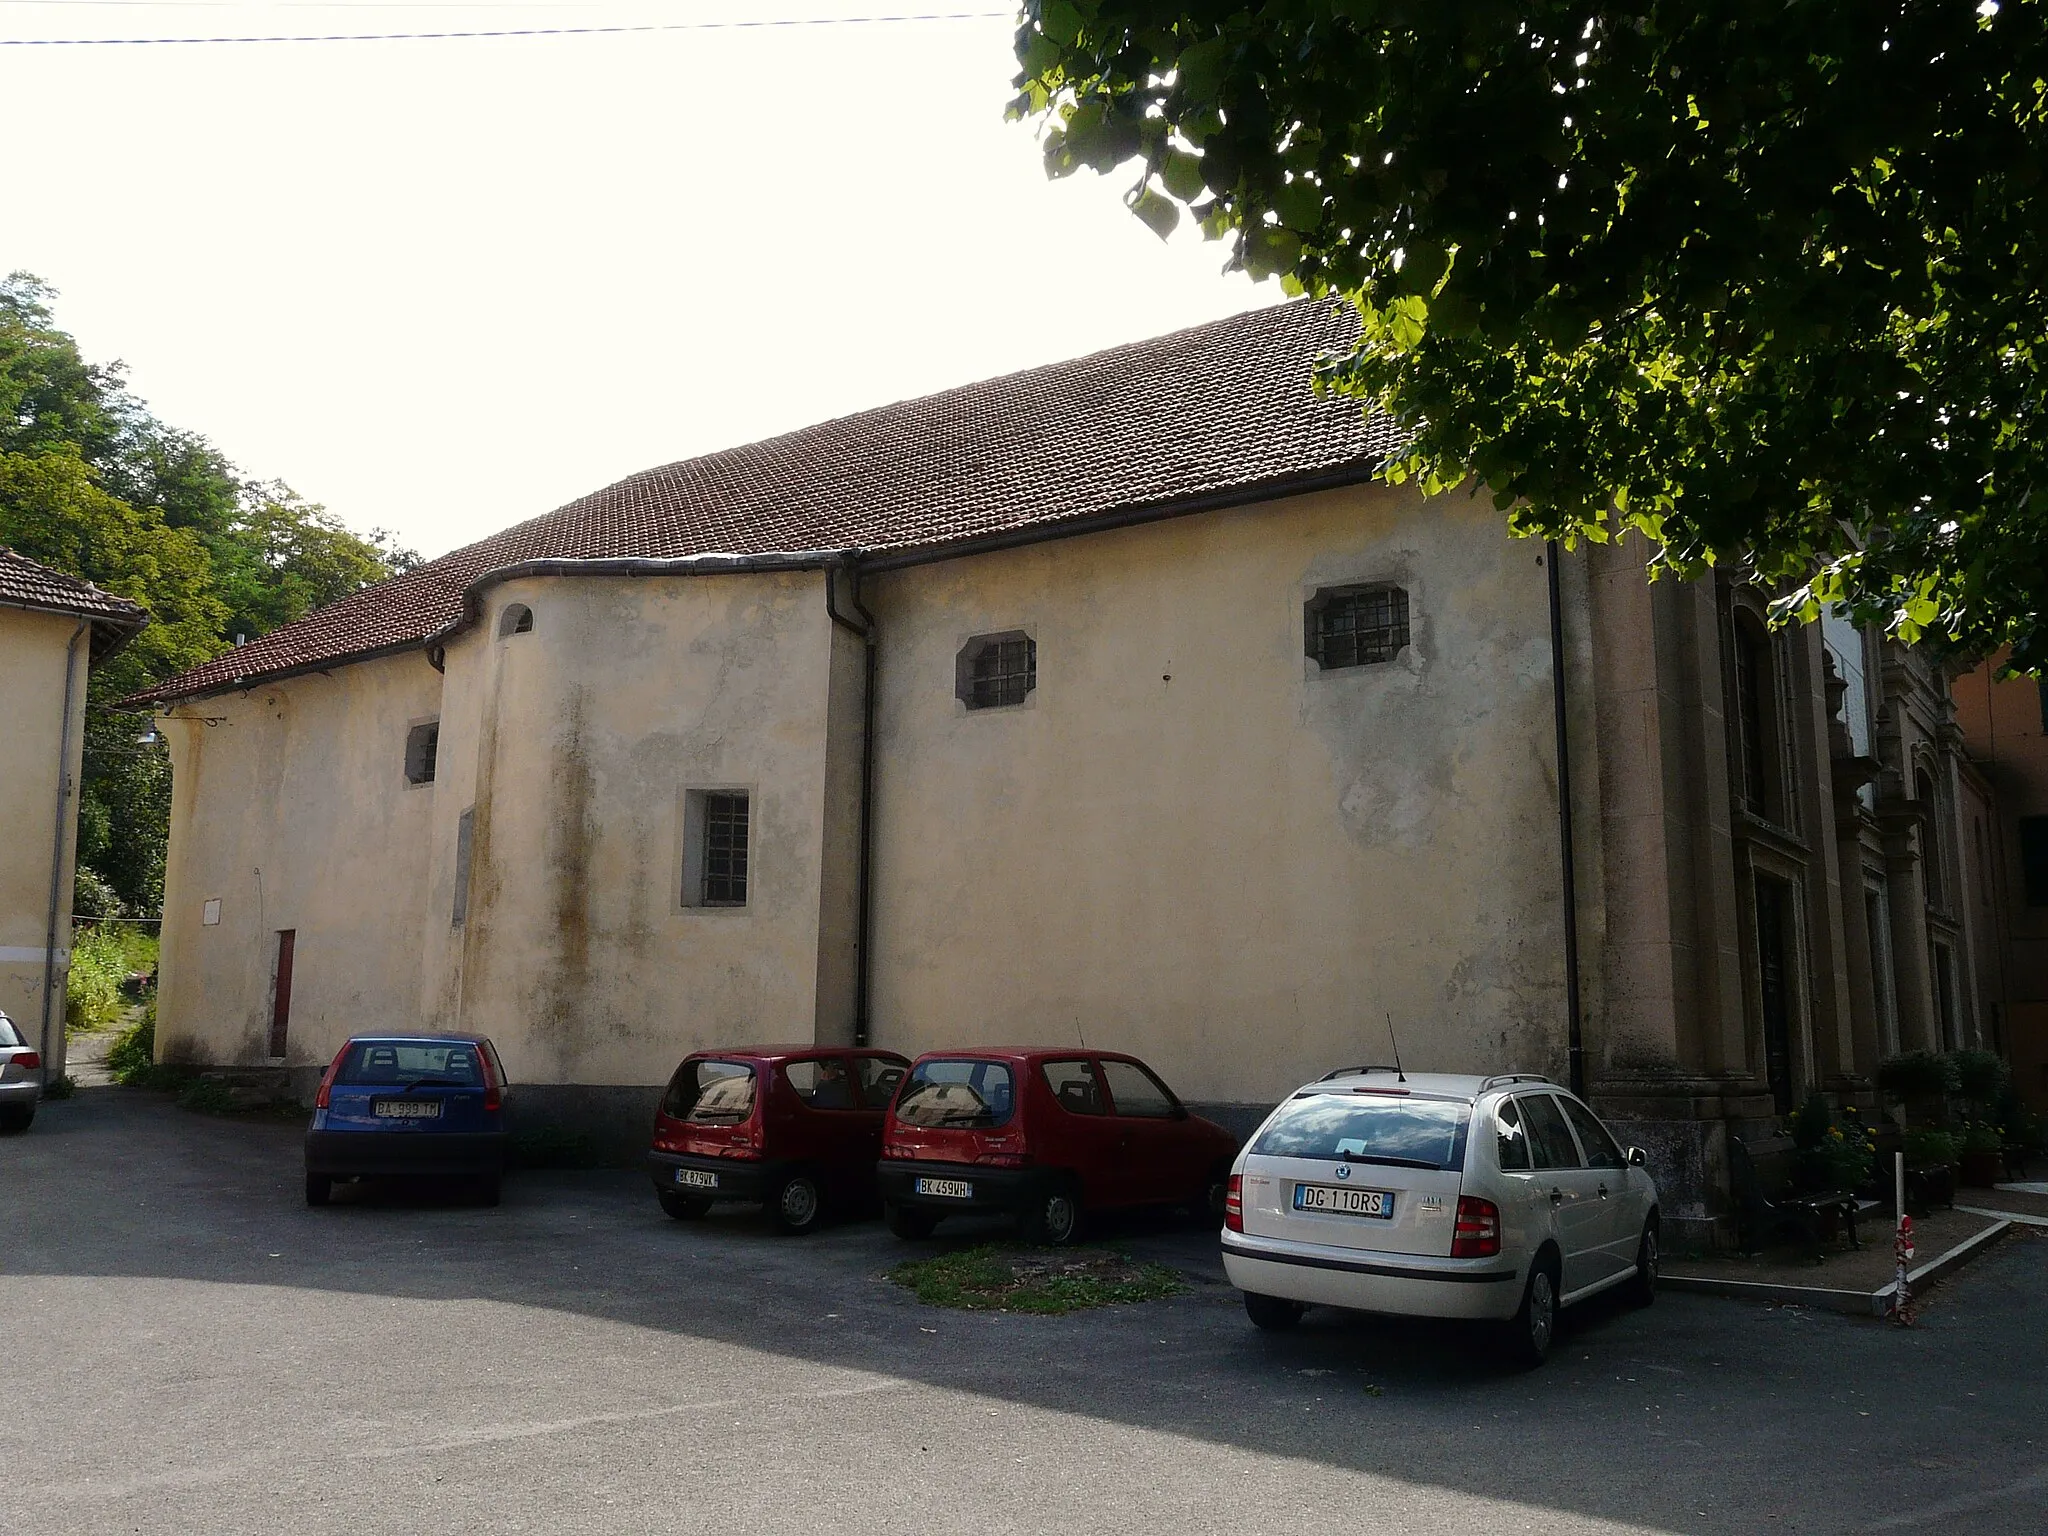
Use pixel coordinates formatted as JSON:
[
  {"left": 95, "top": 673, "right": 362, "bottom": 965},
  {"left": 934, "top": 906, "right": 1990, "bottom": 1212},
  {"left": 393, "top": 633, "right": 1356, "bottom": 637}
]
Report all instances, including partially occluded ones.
[{"left": 6, "top": 1087, "right": 2043, "bottom": 1534}]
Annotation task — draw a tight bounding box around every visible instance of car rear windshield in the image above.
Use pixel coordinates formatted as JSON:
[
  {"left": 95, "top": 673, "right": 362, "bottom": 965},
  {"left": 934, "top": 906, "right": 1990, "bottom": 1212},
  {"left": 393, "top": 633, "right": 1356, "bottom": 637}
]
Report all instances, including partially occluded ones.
[
  {"left": 664, "top": 1060, "right": 757, "bottom": 1124},
  {"left": 0, "top": 1017, "right": 22, "bottom": 1048},
  {"left": 336, "top": 1041, "right": 485, "bottom": 1086},
  {"left": 1251, "top": 1093, "right": 1471, "bottom": 1171},
  {"left": 893, "top": 1059, "right": 1015, "bottom": 1129}
]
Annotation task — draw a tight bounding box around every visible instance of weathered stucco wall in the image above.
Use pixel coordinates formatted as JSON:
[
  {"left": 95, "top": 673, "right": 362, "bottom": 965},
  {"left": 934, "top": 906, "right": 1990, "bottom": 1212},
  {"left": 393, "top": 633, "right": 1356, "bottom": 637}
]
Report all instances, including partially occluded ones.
[
  {"left": 0, "top": 606, "right": 89, "bottom": 1070},
  {"left": 863, "top": 482, "right": 1577, "bottom": 1106},
  {"left": 155, "top": 651, "right": 443, "bottom": 1071},
  {"left": 415, "top": 570, "right": 844, "bottom": 1086}
]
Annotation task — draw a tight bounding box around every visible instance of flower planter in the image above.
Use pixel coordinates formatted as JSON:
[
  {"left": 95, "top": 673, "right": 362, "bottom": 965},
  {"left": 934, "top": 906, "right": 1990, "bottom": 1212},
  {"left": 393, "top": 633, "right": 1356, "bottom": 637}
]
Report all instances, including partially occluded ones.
[{"left": 1960, "top": 1150, "right": 2005, "bottom": 1188}]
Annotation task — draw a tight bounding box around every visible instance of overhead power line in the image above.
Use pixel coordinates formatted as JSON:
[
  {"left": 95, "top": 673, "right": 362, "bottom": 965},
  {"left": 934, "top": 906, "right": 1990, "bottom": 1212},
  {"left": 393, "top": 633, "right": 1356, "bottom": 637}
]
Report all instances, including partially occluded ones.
[{"left": 0, "top": 8, "right": 1009, "bottom": 43}]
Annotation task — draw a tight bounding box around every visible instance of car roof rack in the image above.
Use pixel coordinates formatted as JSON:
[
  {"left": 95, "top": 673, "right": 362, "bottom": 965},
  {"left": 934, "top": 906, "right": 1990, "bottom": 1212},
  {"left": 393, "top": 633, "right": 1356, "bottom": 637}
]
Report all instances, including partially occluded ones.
[
  {"left": 1318, "top": 1065, "right": 1403, "bottom": 1081},
  {"left": 1478, "top": 1073, "right": 1552, "bottom": 1090}
]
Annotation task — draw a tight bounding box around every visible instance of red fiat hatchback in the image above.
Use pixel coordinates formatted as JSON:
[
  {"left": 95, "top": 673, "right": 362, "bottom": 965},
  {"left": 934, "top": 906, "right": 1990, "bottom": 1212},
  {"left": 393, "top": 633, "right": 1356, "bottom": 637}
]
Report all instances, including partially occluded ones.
[
  {"left": 647, "top": 1046, "right": 911, "bottom": 1234},
  {"left": 876, "top": 1048, "right": 1238, "bottom": 1244}
]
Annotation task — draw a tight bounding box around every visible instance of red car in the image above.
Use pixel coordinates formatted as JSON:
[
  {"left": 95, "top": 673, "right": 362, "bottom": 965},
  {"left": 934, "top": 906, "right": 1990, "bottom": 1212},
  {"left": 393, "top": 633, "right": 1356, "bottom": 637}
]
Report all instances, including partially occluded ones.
[
  {"left": 648, "top": 1046, "right": 910, "bottom": 1234},
  {"left": 876, "top": 1048, "right": 1238, "bottom": 1244}
]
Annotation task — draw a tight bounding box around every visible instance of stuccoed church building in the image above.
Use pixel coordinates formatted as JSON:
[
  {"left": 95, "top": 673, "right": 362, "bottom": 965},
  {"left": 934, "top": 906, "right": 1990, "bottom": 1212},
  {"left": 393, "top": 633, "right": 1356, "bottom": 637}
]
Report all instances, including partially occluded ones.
[{"left": 132, "top": 301, "right": 2004, "bottom": 1247}]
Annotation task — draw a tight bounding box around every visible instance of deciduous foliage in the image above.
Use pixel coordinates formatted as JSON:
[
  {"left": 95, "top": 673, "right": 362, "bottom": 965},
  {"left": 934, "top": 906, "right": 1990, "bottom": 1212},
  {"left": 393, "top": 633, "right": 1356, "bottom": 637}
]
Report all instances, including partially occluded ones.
[
  {"left": 0, "top": 273, "right": 417, "bottom": 910},
  {"left": 1012, "top": 1, "right": 2048, "bottom": 667}
]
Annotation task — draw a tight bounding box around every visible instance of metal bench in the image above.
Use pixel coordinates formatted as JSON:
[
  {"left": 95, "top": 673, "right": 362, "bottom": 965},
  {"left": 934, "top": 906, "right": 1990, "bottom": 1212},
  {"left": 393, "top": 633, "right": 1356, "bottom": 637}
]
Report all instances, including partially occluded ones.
[{"left": 1729, "top": 1135, "right": 1860, "bottom": 1263}]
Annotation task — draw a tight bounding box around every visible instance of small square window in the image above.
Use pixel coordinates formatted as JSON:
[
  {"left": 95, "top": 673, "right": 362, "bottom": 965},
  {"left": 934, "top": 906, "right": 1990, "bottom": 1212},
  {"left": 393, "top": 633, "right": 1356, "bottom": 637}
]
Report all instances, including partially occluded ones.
[
  {"left": 405, "top": 721, "right": 439, "bottom": 785},
  {"left": 682, "top": 789, "right": 751, "bottom": 909},
  {"left": 1306, "top": 585, "right": 1410, "bottom": 670},
  {"left": 956, "top": 631, "right": 1036, "bottom": 710}
]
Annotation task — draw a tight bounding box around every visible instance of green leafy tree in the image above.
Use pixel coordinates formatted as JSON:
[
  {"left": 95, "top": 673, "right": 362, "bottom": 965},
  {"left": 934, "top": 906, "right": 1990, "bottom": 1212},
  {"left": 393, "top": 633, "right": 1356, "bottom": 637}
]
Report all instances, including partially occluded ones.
[
  {"left": 1012, "top": 1, "right": 2048, "bottom": 667},
  {"left": 1, "top": 274, "right": 411, "bottom": 910}
]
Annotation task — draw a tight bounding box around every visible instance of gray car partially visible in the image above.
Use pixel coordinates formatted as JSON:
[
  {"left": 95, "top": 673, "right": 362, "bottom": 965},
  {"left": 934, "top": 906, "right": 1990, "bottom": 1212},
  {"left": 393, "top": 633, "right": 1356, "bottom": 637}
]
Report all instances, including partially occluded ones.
[{"left": 0, "top": 1010, "right": 43, "bottom": 1132}]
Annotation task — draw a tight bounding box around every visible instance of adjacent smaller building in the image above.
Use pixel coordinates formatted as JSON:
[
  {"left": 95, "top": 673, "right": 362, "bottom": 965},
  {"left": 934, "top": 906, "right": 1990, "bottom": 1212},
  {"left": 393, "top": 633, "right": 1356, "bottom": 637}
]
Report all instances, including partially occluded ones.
[{"left": 0, "top": 549, "right": 147, "bottom": 1079}]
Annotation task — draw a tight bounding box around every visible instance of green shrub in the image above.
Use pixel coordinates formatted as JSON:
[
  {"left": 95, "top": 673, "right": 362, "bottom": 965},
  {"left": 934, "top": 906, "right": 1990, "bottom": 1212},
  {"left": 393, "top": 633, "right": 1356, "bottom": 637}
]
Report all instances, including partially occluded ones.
[
  {"left": 1877, "top": 1051, "right": 1959, "bottom": 1101},
  {"left": 65, "top": 924, "right": 128, "bottom": 1035},
  {"left": 1788, "top": 1097, "right": 1877, "bottom": 1192},
  {"left": 1960, "top": 1120, "right": 2004, "bottom": 1155},
  {"left": 1904, "top": 1128, "right": 1961, "bottom": 1169},
  {"left": 105, "top": 1006, "right": 160, "bottom": 1084},
  {"left": 42, "top": 1073, "right": 76, "bottom": 1100},
  {"left": 1950, "top": 1050, "right": 2010, "bottom": 1106},
  {"left": 174, "top": 1078, "right": 239, "bottom": 1115},
  {"left": 71, "top": 868, "right": 124, "bottom": 920}
]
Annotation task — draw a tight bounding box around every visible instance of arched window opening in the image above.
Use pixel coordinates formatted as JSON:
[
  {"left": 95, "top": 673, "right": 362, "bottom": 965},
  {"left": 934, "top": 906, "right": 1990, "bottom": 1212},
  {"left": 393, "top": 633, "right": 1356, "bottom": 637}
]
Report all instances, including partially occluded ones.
[{"left": 498, "top": 603, "right": 533, "bottom": 639}]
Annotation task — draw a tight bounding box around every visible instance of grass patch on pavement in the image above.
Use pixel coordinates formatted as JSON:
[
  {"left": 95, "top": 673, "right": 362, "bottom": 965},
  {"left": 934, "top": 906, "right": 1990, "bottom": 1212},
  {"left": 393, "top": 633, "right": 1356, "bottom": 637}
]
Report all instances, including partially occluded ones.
[{"left": 888, "top": 1244, "right": 1188, "bottom": 1314}]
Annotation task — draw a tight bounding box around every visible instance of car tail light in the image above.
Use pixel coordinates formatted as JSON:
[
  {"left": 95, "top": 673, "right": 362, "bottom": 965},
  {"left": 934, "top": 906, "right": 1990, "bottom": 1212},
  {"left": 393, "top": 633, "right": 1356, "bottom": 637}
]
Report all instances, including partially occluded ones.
[
  {"left": 881, "top": 1141, "right": 915, "bottom": 1159},
  {"left": 14, "top": 1051, "right": 41, "bottom": 1072},
  {"left": 1452, "top": 1195, "right": 1501, "bottom": 1258},
  {"left": 312, "top": 1045, "right": 348, "bottom": 1110},
  {"left": 1224, "top": 1173, "right": 1244, "bottom": 1233},
  {"left": 476, "top": 1044, "right": 502, "bottom": 1113}
]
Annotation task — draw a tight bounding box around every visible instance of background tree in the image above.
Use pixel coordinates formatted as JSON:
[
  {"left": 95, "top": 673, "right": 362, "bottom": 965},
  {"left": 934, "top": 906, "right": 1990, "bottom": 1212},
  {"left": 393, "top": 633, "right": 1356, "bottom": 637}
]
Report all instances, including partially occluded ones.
[
  {"left": 0, "top": 273, "right": 416, "bottom": 911},
  {"left": 1013, "top": 0, "right": 2048, "bottom": 668}
]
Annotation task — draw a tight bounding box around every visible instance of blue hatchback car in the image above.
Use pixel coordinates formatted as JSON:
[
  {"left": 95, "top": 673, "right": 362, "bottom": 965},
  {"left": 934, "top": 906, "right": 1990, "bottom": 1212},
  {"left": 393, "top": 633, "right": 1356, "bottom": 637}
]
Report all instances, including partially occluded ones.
[{"left": 305, "top": 1033, "right": 510, "bottom": 1207}]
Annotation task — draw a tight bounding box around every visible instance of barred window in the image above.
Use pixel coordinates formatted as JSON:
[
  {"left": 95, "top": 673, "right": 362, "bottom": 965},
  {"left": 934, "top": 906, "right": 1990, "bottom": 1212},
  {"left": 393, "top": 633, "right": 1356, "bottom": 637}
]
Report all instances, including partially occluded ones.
[
  {"left": 955, "top": 631, "right": 1036, "bottom": 710},
  {"left": 1306, "top": 585, "right": 1409, "bottom": 670},
  {"left": 405, "top": 721, "right": 439, "bottom": 785},
  {"left": 701, "top": 792, "right": 749, "bottom": 906}
]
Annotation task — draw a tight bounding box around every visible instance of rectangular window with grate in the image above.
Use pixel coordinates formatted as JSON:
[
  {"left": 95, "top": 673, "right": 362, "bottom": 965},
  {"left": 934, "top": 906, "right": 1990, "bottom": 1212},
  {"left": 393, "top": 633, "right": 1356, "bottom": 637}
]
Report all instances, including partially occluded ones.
[
  {"left": 1306, "top": 585, "right": 1410, "bottom": 670},
  {"left": 405, "top": 720, "right": 439, "bottom": 785},
  {"left": 701, "top": 792, "right": 749, "bottom": 905},
  {"left": 682, "top": 788, "right": 751, "bottom": 909},
  {"left": 956, "top": 631, "right": 1037, "bottom": 710}
]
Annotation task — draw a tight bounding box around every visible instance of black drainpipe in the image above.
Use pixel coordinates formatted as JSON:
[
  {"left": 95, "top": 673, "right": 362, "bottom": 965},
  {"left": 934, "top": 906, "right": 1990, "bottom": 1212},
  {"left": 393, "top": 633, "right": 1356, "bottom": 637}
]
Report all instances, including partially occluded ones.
[
  {"left": 1546, "top": 540, "right": 1586, "bottom": 1097},
  {"left": 824, "top": 559, "right": 877, "bottom": 1047}
]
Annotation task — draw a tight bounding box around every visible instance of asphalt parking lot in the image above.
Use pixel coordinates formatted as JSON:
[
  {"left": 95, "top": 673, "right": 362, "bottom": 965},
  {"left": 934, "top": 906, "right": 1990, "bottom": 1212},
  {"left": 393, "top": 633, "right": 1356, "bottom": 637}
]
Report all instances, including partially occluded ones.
[{"left": 3, "top": 1088, "right": 2045, "bottom": 1535}]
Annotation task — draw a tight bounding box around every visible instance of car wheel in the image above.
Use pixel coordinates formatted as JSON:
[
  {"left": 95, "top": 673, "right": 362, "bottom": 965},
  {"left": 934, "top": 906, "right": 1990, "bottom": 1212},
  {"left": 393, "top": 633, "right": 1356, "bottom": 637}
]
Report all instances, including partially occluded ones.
[
  {"left": 769, "top": 1174, "right": 822, "bottom": 1235},
  {"left": 885, "top": 1202, "right": 939, "bottom": 1240},
  {"left": 474, "top": 1175, "right": 502, "bottom": 1208},
  {"left": 0, "top": 1104, "right": 34, "bottom": 1134},
  {"left": 1188, "top": 1166, "right": 1230, "bottom": 1228},
  {"left": 1243, "top": 1291, "right": 1305, "bottom": 1332},
  {"left": 1630, "top": 1221, "right": 1659, "bottom": 1307},
  {"left": 304, "top": 1174, "right": 332, "bottom": 1207},
  {"left": 1503, "top": 1255, "right": 1559, "bottom": 1369},
  {"left": 1019, "top": 1185, "right": 1081, "bottom": 1246},
  {"left": 658, "top": 1190, "right": 713, "bottom": 1221}
]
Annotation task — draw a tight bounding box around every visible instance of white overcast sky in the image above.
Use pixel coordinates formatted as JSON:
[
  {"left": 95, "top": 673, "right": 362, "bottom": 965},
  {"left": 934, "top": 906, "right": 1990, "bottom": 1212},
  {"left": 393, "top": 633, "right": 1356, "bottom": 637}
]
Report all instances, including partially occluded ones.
[{"left": 3, "top": 2, "right": 1274, "bottom": 559}]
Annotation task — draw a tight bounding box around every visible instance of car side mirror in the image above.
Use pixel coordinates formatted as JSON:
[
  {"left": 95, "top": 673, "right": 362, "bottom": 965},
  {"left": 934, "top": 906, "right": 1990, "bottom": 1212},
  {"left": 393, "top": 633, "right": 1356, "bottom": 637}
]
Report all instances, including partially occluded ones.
[
  {"left": 1169, "top": 1105, "right": 1189, "bottom": 1121},
  {"left": 1627, "top": 1146, "right": 1648, "bottom": 1168}
]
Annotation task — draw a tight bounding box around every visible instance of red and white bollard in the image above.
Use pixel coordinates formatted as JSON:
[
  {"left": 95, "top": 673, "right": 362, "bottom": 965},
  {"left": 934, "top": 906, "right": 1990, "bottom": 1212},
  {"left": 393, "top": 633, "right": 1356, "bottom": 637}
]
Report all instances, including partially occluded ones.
[{"left": 1889, "top": 1151, "right": 1916, "bottom": 1327}]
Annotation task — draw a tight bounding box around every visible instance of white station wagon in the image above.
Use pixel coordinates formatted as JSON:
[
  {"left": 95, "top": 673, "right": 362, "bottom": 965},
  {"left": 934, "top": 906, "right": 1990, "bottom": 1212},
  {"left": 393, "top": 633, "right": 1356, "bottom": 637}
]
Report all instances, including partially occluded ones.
[{"left": 1220, "top": 1069, "right": 1659, "bottom": 1366}]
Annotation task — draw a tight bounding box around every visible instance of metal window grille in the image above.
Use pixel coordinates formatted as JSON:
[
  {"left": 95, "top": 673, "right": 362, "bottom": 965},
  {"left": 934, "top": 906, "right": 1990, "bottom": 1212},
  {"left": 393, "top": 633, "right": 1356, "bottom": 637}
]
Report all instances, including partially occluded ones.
[
  {"left": 1309, "top": 587, "right": 1409, "bottom": 669},
  {"left": 701, "top": 792, "right": 749, "bottom": 906},
  {"left": 405, "top": 722, "right": 439, "bottom": 785},
  {"left": 969, "top": 636, "right": 1036, "bottom": 709}
]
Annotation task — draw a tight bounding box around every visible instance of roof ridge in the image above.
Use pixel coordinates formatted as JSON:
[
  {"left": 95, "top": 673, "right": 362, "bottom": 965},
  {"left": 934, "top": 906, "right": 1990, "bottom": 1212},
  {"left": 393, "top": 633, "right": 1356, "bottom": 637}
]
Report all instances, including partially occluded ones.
[{"left": 127, "top": 297, "right": 1391, "bottom": 708}]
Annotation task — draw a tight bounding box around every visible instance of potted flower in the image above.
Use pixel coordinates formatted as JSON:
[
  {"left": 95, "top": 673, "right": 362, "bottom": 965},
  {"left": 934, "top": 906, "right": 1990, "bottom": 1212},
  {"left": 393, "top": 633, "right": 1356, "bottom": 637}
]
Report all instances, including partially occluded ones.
[
  {"left": 1959, "top": 1121, "right": 2005, "bottom": 1188},
  {"left": 1788, "top": 1095, "right": 1876, "bottom": 1198}
]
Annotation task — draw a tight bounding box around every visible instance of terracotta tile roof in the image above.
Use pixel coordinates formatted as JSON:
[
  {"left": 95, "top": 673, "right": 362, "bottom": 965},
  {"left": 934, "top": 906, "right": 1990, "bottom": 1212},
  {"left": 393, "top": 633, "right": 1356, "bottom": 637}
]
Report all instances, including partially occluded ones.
[
  {"left": 0, "top": 548, "right": 149, "bottom": 660},
  {"left": 131, "top": 298, "right": 1395, "bottom": 705}
]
